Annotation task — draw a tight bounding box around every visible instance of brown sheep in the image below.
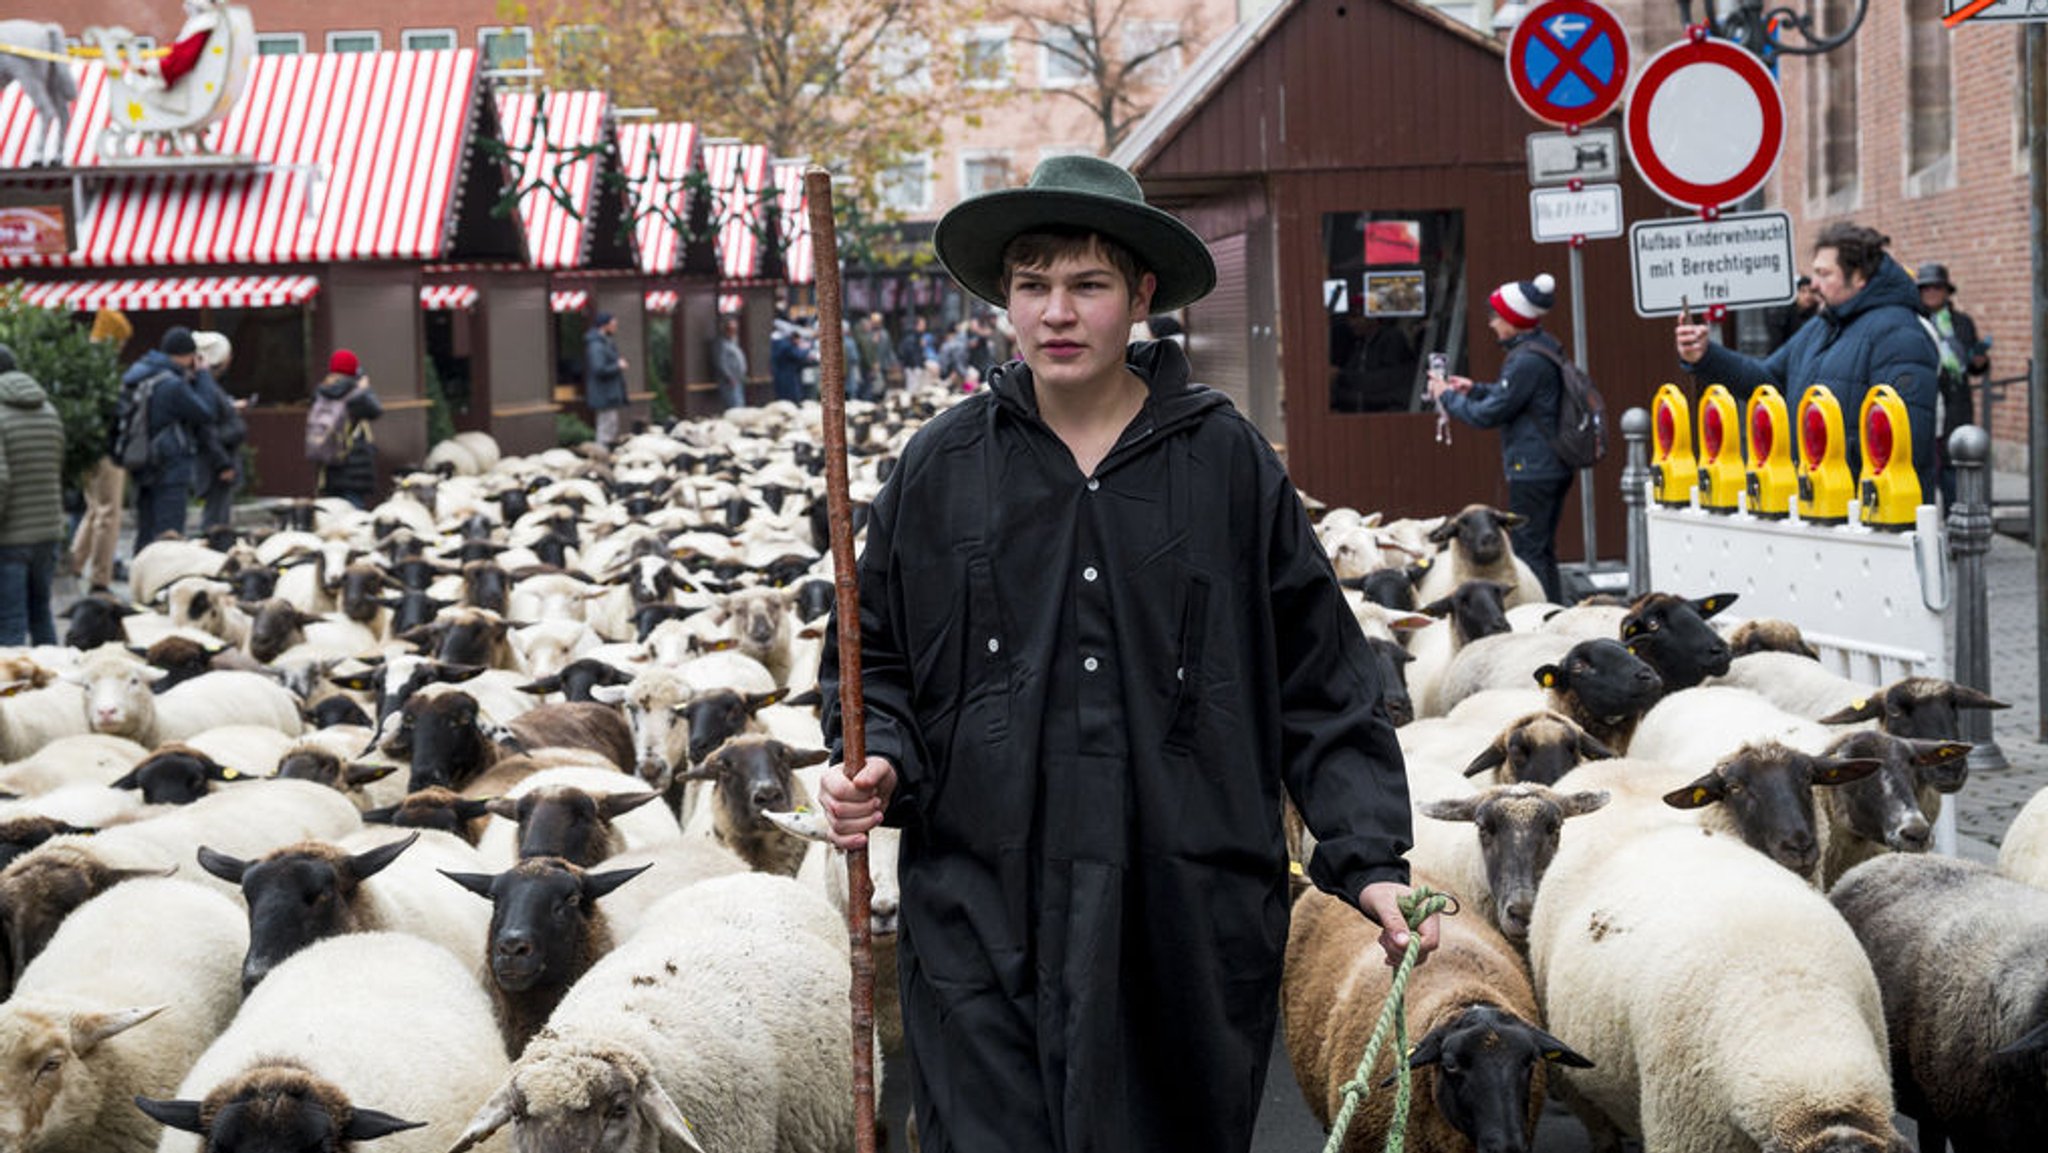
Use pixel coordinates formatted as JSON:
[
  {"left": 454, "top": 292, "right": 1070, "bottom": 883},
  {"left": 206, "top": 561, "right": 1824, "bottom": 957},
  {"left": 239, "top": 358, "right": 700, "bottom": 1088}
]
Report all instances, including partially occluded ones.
[{"left": 1283, "top": 883, "right": 1589, "bottom": 1153}]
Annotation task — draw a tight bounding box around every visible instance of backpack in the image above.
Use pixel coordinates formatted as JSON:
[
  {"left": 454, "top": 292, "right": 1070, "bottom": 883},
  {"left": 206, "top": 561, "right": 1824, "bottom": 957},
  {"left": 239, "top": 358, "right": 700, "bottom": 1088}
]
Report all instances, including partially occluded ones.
[
  {"left": 304, "top": 387, "right": 355, "bottom": 465},
  {"left": 112, "top": 371, "right": 167, "bottom": 472},
  {"left": 1528, "top": 343, "right": 1608, "bottom": 470}
]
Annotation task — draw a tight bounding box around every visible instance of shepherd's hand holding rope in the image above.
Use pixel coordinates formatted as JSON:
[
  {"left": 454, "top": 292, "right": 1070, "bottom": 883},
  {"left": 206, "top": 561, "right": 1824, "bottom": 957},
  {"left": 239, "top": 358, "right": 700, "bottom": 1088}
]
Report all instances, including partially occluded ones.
[{"left": 1360, "top": 882, "right": 1443, "bottom": 967}]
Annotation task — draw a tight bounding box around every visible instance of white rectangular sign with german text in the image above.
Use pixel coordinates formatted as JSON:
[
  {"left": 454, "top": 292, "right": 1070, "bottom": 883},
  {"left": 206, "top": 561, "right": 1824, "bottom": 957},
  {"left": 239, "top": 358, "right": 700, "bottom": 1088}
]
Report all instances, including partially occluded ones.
[{"left": 1629, "top": 211, "right": 1797, "bottom": 318}]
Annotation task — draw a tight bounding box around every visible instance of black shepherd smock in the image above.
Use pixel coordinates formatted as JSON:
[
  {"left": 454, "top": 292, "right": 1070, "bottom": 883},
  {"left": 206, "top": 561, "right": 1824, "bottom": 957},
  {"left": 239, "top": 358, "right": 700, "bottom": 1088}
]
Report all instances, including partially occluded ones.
[{"left": 822, "top": 339, "right": 1412, "bottom": 1153}]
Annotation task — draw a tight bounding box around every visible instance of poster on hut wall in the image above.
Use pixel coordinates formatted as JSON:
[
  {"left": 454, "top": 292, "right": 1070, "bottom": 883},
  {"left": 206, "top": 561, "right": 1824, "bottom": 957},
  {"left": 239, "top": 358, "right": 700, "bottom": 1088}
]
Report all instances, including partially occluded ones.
[{"left": 0, "top": 203, "right": 71, "bottom": 258}]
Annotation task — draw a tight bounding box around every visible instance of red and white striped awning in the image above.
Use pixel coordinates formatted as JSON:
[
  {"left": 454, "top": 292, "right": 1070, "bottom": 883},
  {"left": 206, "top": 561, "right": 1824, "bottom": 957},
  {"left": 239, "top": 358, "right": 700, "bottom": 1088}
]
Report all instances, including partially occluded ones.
[
  {"left": 703, "top": 141, "right": 771, "bottom": 281},
  {"left": 552, "top": 290, "right": 589, "bottom": 313},
  {"left": 618, "top": 122, "right": 700, "bottom": 275},
  {"left": 645, "top": 290, "right": 678, "bottom": 313},
  {"left": 17, "top": 274, "right": 321, "bottom": 311},
  {"left": 421, "top": 284, "right": 479, "bottom": 311},
  {"left": 497, "top": 90, "right": 611, "bottom": 270},
  {"left": 773, "top": 160, "right": 814, "bottom": 285},
  {"left": 718, "top": 293, "right": 742, "bottom": 315},
  {"left": 1, "top": 50, "right": 482, "bottom": 268}
]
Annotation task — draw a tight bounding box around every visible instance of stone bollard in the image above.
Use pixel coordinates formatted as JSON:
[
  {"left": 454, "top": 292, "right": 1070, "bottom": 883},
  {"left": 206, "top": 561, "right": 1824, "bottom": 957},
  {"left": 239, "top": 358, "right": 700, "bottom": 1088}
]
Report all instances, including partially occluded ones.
[
  {"left": 1946, "top": 425, "right": 2008, "bottom": 772},
  {"left": 1621, "top": 407, "right": 1652, "bottom": 598}
]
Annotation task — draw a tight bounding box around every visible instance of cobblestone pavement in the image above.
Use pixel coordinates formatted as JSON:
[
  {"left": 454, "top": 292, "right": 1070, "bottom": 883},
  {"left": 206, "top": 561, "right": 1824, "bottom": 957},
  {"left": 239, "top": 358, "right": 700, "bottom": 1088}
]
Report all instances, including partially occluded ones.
[{"left": 1950, "top": 526, "right": 2046, "bottom": 857}]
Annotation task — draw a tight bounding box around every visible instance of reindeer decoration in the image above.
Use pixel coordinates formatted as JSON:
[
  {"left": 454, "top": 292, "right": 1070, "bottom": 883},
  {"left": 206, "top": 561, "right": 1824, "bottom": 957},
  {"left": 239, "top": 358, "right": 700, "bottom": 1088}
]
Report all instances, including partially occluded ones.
[{"left": 0, "top": 21, "right": 76, "bottom": 167}]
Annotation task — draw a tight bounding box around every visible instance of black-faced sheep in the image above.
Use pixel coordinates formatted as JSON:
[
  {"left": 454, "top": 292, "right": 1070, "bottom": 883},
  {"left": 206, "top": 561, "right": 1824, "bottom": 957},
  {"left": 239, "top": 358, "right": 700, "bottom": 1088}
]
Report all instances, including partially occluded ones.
[
  {"left": 675, "top": 736, "right": 824, "bottom": 876},
  {"left": 1413, "top": 505, "right": 1545, "bottom": 608},
  {"left": 1284, "top": 884, "right": 1590, "bottom": 1153}
]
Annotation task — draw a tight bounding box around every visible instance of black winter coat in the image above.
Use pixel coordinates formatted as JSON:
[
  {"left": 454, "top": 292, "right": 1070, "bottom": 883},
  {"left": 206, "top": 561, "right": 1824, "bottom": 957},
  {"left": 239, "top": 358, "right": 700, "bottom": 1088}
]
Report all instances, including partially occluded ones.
[
  {"left": 822, "top": 340, "right": 1412, "bottom": 1153},
  {"left": 1438, "top": 328, "right": 1570, "bottom": 482},
  {"left": 314, "top": 374, "right": 381, "bottom": 500}
]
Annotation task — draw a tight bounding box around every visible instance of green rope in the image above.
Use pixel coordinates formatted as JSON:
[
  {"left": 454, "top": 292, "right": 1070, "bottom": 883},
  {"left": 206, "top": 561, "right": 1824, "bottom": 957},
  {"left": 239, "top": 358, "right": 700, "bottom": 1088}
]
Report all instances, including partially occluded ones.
[{"left": 1320, "top": 886, "right": 1454, "bottom": 1153}]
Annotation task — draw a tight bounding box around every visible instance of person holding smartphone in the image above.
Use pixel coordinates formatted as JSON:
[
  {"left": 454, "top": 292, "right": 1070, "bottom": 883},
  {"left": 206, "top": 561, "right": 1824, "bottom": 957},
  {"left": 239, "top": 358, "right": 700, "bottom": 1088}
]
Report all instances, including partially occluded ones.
[{"left": 1429, "top": 272, "right": 1572, "bottom": 602}]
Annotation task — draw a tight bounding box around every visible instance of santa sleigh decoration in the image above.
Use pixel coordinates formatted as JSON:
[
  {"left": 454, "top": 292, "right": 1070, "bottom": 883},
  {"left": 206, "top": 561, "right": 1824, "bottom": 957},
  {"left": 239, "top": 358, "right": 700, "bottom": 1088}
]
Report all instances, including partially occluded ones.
[{"left": 81, "top": 0, "right": 254, "bottom": 158}]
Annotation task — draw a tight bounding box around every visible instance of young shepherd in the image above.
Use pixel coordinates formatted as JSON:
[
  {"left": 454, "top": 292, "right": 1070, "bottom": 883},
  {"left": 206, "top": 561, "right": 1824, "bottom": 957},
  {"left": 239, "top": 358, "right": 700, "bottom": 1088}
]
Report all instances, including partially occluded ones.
[{"left": 1283, "top": 884, "right": 1588, "bottom": 1152}]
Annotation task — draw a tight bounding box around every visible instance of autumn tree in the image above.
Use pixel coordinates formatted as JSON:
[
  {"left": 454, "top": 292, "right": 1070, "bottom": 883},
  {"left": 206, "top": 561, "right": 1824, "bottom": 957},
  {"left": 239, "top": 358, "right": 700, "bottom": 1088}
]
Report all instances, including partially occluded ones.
[
  {"left": 999, "top": 0, "right": 1203, "bottom": 152},
  {"left": 508, "top": 0, "right": 983, "bottom": 221}
]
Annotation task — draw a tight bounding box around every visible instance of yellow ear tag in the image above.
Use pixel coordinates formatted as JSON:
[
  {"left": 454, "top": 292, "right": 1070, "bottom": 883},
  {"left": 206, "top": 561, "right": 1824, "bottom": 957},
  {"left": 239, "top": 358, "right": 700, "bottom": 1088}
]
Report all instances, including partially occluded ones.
[
  {"left": 1690, "top": 787, "right": 1710, "bottom": 805},
  {"left": 1540, "top": 672, "right": 1557, "bottom": 688},
  {"left": 1851, "top": 698, "right": 1868, "bottom": 710},
  {"left": 1416, "top": 557, "right": 1431, "bottom": 569},
  {"left": 222, "top": 769, "right": 240, "bottom": 779},
  {"left": 1288, "top": 860, "right": 1305, "bottom": 877},
  {"left": 1543, "top": 1048, "right": 1563, "bottom": 1060},
  {"left": 1626, "top": 646, "right": 1639, "bottom": 657}
]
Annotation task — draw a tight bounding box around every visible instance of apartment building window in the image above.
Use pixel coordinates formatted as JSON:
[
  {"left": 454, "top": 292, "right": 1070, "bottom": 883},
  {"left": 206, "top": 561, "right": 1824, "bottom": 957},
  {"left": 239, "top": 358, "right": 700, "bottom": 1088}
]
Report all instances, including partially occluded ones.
[
  {"left": 878, "top": 156, "right": 933, "bottom": 213},
  {"left": 1039, "top": 25, "right": 1090, "bottom": 87},
  {"left": 327, "top": 31, "right": 380, "bottom": 54},
  {"left": 480, "top": 26, "right": 534, "bottom": 72},
  {"left": 960, "top": 152, "right": 1014, "bottom": 198},
  {"left": 255, "top": 33, "right": 303, "bottom": 56},
  {"left": 554, "top": 24, "right": 605, "bottom": 68},
  {"left": 1121, "top": 21, "right": 1181, "bottom": 87},
  {"left": 962, "top": 27, "right": 1011, "bottom": 89},
  {"left": 1805, "top": 0, "right": 1858, "bottom": 202},
  {"left": 875, "top": 31, "right": 932, "bottom": 92},
  {"left": 402, "top": 29, "right": 456, "bottom": 52},
  {"left": 1905, "top": 0, "right": 1953, "bottom": 184}
]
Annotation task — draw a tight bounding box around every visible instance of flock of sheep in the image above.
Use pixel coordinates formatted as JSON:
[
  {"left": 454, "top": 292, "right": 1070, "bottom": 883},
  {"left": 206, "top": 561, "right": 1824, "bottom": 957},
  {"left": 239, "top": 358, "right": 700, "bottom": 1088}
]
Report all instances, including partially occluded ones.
[
  {"left": 1299, "top": 503, "right": 2048, "bottom": 1153},
  {"left": 0, "top": 376, "right": 2041, "bottom": 1153}
]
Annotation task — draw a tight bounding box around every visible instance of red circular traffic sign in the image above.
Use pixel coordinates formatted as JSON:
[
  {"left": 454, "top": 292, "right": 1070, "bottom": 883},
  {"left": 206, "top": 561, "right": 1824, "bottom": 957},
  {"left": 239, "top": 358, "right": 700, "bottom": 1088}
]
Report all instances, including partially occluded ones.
[
  {"left": 1505, "top": 0, "right": 1631, "bottom": 127},
  {"left": 1625, "top": 37, "right": 1785, "bottom": 210}
]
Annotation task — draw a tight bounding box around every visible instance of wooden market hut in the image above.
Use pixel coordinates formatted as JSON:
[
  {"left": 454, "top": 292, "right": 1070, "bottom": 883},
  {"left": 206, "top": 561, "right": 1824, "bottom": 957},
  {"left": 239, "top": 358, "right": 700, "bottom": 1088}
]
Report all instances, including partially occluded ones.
[
  {"left": 1110, "top": 0, "right": 1684, "bottom": 562},
  {"left": 703, "top": 139, "right": 780, "bottom": 406},
  {"left": 618, "top": 121, "right": 721, "bottom": 418},
  {"left": 0, "top": 48, "right": 523, "bottom": 497}
]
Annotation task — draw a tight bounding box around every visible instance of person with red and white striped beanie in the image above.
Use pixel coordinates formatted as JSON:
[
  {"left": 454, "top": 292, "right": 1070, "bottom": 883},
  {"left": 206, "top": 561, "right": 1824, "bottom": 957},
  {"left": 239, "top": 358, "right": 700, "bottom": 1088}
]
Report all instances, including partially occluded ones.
[{"left": 1427, "top": 272, "right": 1573, "bottom": 601}]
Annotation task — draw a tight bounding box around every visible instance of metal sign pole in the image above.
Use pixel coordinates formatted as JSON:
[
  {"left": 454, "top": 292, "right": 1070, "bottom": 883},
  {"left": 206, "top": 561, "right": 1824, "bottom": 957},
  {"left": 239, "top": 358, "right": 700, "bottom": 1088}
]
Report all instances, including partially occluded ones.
[
  {"left": 2031, "top": 25, "right": 2048, "bottom": 743},
  {"left": 1571, "top": 241, "right": 1597, "bottom": 567}
]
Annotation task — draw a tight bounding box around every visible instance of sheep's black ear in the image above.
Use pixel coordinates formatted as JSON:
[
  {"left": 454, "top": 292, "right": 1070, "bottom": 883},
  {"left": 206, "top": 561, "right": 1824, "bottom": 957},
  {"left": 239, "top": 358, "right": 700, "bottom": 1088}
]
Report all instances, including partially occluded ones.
[
  {"left": 195, "top": 846, "right": 251, "bottom": 885},
  {"left": 515, "top": 675, "right": 563, "bottom": 695},
  {"left": 1420, "top": 796, "right": 1480, "bottom": 822},
  {"left": 1808, "top": 756, "right": 1884, "bottom": 789},
  {"left": 1425, "top": 519, "right": 1458, "bottom": 544},
  {"left": 361, "top": 805, "right": 398, "bottom": 824},
  {"left": 1947, "top": 684, "right": 2011, "bottom": 711},
  {"left": 1493, "top": 508, "right": 1526, "bottom": 528},
  {"left": 483, "top": 796, "right": 522, "bottom": 821},
  {"left": 583, "top": 862, "right": 654, "bottom": 902},
  {"left": 780, "top": 745, "right": 831, "bottom": 768},
  {"left": 1577, "top": 730, "right": 1619, "bottom": 760},
  {"left": 1690, "top": 593, "right": 1738, "bottom": 619},
  {"left": 1381, "top": 1026, "right": 1449, "bottom": 1085},
  {"left": 1996, "top": 1017, "right": 2048, "bottom": 1057},
  {"left": 1419, "top": 596, "right": 1454, "bottom": 619},
  {"left": 1337, "top": 576, "right": 1368, "bottom": 590},
  {"left": 1404, "top": 561, "right": 1431, "bottom": 584},
  {"left": 454, "top": 799, "right": 495, "bottom": 822},
  {"left": 783, "top": 687, "right": 824, "bottom": 708},
  {"left": 440, "top": 870, "right": 499, "bottom": 899},
  {"left": 1533, "top": 663, "right": 1566, "bottom": 691},
  {"left": 1462, "top": 744, "right": 1508, "bottom": 779},
  {"left": 346, "top": 832, "right": 419, "bottom": 881},
  {"left": 1662, "top": 773, "right": 1726, "bottom": 810},
  {"left": 598, "top": 791, "right": 660, "bottom": 820},
  {"left": 108, "top": 768, "right": 142, "bottom": 791},
  {"left": 343, "top": 762, "right": 398, "bottom": 787},
  {"left": 1558, "top": 790, "right": 1611, "bottom": 819},
  {"left": 744, "top": 688, "right": 788, "bottom": 714},
  {"left": 1528, "top": 1026, "right": 1596, "bottom": 1068},
  {"left": 133, "top": 1096, "right": 204, "bottom": 1134},
  {"left": 328, "top": 670, "right": 380, "bottom": 692},
  {"left": 341, "top": 1110, "right": 427, "bottom": 1140},
  {"left": 1816, "top": 696, "right": 1883, "bottom": 725},
  {"left": 201, "top": 757, "right": 241, "bottom": 782}
]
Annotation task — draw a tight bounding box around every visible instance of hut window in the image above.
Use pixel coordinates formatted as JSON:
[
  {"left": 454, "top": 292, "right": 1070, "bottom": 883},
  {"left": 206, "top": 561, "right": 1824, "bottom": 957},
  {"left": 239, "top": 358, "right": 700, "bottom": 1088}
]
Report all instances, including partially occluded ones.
[{"left": 1322, "top": 210, "right": 1467, "bottom": 415}]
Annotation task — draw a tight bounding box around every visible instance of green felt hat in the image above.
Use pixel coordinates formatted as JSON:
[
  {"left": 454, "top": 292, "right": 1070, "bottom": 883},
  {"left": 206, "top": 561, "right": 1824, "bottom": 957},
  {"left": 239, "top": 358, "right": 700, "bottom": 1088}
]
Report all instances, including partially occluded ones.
[{"left": 932, "top": 155, "right": 1217, "bottom": 313}]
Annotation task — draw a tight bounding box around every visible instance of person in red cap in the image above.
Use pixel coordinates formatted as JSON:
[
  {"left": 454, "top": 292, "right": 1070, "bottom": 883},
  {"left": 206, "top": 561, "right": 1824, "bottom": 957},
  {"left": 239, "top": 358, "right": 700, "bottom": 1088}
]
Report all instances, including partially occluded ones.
[
  {"left": 306, "top": 349, "right": 381, "bottom": 508},
  {"left": 1429, "top": 272, "right": 1572, "bottom": 601}
]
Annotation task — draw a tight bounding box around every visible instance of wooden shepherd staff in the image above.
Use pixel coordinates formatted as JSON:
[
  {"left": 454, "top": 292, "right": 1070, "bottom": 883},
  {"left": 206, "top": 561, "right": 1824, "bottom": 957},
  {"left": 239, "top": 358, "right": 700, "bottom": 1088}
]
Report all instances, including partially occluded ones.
[{"left": 805, "top": 165, "right": 879, "bottom": 1153}]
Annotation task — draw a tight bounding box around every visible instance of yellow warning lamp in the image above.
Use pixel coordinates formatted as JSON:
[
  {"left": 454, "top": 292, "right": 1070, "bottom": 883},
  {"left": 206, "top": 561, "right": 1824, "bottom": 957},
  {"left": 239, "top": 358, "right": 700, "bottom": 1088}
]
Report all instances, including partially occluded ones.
[
  {"left": 1795, "top": 385, "right": 1854, "bottom": 523},
  {"left": 1857, "top": 384, "right": 1922, "bottom": 530},
  {"left": 1743, "top": 385, "right": 1798, "bottom": 518},
  {"left": 1694, "top": 385, "right": 1744, "bottom": 512},
  {"left": 1649, "top": 384, "right": 1698, "bottom": 506}
]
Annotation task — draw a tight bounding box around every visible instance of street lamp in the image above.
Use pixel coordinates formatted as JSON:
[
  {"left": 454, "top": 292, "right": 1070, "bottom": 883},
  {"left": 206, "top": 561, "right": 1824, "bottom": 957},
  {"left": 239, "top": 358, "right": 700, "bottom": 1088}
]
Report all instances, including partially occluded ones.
[{"left": 1677, "top": 0, "right": 1866, "bottom": 60}]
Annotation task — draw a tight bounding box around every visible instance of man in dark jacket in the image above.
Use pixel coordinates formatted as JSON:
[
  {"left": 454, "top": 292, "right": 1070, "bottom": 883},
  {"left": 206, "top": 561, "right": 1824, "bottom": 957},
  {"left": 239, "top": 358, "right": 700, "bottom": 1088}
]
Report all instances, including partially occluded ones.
[
  {"left": 583, "top": 312, "right": 628, "bottom": 445},
  {"left": 817, "top": 155, "right": 1436, "bottom": 1153},
  {"left": 1677, "top": 222, "right": 1942, "bottom": 497},
  {"left": 0, "top": 344, "right": 65, "bottom": 646},
  {"left": 314, "top": 349, "right": 382, "bottom": 508},
  {"left": 1434, "top": 272, "right": 1570, "bottom": 601},
  {"left": 125, "top": 326, "right": 221, "bottom": 551},
  {"left": 769, "top": 322, "right": 815, "bottom": 404},
  {"left": 1916, "top": 261, "right": 1990, "bottom": 503},
  {"left": 192, "top": 331, "right": 246, "bottom": 532}
]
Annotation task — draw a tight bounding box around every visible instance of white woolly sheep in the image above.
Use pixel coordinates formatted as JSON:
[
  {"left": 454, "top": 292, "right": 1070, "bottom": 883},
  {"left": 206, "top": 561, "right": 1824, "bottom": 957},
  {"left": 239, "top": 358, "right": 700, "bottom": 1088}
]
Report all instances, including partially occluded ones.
[
  {"left": 128, "top": 541, "right": 226, "bottom": 606},
  {"left": 0, "top": 682, "right": 93, "bottom": 763},
  {"left": 0, "top": 878, "right": 246, "bottom": 1153},
  {"left": 451, "top": 872, "right": 854, "bottom": 1153},
  {"left": 75, "top": 654, "right": 302, "bottom": 746},
  {"left": 1431, "top": 631, "right": 1576, "bottom": 717},
  {"left": 1830, "top": 854, "right": 2048, "bottom": 1153},
  {"left": 1284, "top": 883, "right": 1590, "bottom": 1153},
  {"left": 584, "top": 838, "right": 751, "bottom": 944},
  {"left": 1627, "top": 686, "right": 1835, "bottom": 771},
  {"left": 149, "top": 932, "right": 511, "bottom": 1153},
  {"left": 1999, "top": 784, "right": 2048, "bottom": 891},
  {"left": 0, "top": 732, "right": 148, "bottom": 796},
  {"left": 1529, "top": 821, "right": 1906, "bottom": 1153}
]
